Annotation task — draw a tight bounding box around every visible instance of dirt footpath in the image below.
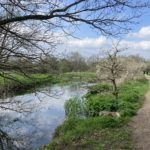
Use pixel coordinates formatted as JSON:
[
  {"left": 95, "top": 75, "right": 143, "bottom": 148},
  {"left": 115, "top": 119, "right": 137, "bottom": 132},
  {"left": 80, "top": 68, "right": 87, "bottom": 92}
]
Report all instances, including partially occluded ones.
[{"left": 132, "top": 77, "right": 150, "bottom": 150}]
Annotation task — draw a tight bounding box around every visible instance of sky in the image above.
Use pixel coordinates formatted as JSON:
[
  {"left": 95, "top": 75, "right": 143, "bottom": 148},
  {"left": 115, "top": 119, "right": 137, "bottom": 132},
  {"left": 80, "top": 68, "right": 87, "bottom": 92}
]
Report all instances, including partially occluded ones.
[{"left": 57, "top": 3, "right": 150, "bottom": 59}]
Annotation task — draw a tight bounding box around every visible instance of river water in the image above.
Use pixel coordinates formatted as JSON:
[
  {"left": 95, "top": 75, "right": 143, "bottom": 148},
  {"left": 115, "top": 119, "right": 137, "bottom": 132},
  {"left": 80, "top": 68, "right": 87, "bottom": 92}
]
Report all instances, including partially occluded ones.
[{"left": 0, "top": 83, "right": 89, "bottom": 150}]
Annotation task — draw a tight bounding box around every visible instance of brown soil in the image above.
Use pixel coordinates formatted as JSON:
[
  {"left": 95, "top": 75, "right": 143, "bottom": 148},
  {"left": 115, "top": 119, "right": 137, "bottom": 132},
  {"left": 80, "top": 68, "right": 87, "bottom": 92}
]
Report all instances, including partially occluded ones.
[{"left": 132, "top": 77, "right": 150, "bottom": 150}]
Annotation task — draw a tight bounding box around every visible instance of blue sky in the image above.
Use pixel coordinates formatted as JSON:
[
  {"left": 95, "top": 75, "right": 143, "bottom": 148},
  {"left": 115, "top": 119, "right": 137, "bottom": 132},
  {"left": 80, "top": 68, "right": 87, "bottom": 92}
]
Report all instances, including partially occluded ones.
[
  {"left": 74, "top": 5, "right": 150, "bottom": 38},
  {"left": 57, "top": 1, "right": 150, "bottom": 59}
]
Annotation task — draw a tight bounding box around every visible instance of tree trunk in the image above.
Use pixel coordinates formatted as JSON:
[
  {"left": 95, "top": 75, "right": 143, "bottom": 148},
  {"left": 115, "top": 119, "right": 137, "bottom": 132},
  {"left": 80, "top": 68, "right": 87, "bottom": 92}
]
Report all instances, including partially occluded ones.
[{"left": 112, "top": 79, "right": 118, "bottom": 98}]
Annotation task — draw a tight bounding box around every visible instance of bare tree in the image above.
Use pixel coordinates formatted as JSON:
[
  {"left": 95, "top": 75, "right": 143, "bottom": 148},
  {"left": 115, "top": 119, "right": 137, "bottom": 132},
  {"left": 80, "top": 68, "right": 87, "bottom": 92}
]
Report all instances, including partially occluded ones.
[
  {"left": 0, "top": 0, "right": 148, "bottom": 117},
  {"left": 96, "top": 49, "right": 148, "bottom": 98},
  {"left": 96, "top": 46, "right": 125, "bottom": 98},
  {"left": 0, "top": 0, "right": 148, "bottom": 34},
  {"left": 0, "top": 1, "right": 149, "bottom": 149},
  {"left": 0, "top": 0, "right": 148, "bottom": 80}
]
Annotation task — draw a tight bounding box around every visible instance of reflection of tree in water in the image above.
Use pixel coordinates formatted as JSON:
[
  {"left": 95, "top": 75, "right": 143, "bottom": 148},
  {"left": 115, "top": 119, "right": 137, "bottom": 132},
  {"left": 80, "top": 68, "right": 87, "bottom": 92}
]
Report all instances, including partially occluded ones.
[
  {"left": 0, "top": 89, "right": 61, "bottom": 149},
  {"left": 0, "top": 112, "right": 44, "bottom": 150},
  {"left": 0, "top": 129, "right": 17, "bottom": 150},
  {"left": 0, "top": 84, "right": 87, "bottom": 149},
  {"left": 0, "top": 94, "right": 40, "bottom": 150},
  {"left": 0, "top": 114, "right": 20, "bottom": 149}
]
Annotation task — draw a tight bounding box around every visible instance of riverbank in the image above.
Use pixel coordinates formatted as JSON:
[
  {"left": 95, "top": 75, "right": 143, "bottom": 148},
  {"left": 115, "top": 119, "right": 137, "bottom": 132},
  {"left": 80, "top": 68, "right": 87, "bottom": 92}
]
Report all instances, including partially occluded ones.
[
  {"left": 0, "top": 72, "right": 96, "bottom": 97},
  {"left": 43, "top": 79, "right": 148, "bottom": 150}
]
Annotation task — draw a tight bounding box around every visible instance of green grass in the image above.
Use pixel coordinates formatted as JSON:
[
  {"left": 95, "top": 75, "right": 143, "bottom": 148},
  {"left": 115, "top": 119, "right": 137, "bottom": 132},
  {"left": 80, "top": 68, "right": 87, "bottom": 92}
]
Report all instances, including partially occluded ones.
[
  {"left": 43, "top": 117, "right": 132, "bottom": 150},
  {"left": 59, "top": 72, "right": 96, "bottom": 83},
  {"left": 65, "top": 97, "right": 86, "bottom": 119},
  {"left": 0, "top": 73, "right": 57, "bottom": 92},
  {"left": 0, "top": 73, "right": 57, "bottom": 98},
  {"left": 43, "top": 79, "right": 148, "bottom": 150},
  {"left": 85, "top": 94, "right": 118, "bottom": 116},
  {"left": 2, "top": 71, "right": 96, "bottom": 87},
  {"left": 85, "top": 79, "right": 148, "bottom": 117},
  {"left": 0, "top": 73, "right": 54, "bottom": 85}
]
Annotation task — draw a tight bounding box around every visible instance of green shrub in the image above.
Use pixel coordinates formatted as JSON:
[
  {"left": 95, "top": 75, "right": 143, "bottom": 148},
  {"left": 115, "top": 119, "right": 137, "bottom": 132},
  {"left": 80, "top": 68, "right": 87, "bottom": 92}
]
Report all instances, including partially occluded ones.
[
  {"left": 88, "top": 84, "right": 112, "bottom": 95},
  {"left": 85, "top": 95, "right": 118, "bottom": 116}
]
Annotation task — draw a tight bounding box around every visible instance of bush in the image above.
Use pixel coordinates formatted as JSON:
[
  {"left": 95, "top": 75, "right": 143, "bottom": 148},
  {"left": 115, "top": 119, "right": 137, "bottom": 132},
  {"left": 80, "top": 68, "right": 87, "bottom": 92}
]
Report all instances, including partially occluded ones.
[
  {"left": 85, "top": 95, "right": 118, "bottom": 116},
  {"left": 88, "top": 83, "right": 112, "bottom": 95}
]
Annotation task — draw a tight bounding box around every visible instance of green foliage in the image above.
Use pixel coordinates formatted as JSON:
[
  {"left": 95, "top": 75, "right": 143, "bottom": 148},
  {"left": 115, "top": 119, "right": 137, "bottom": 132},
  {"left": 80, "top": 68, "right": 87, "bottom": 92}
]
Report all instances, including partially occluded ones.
[
  {"left": 96, "top": 116, "right": 128, "bottom": 128},
  {"left": 88, "top": 83, "right": 112, "bottom": 94},
  {"left": 0, "top": 73, "right": 56, "bottom": 87},
  {"left": 64, "top": 79, "right": 148, "bottom": 119},
  {"left": 65, "top": 97, "right": 85, "bottom": 119},
  {"left": 0, "top": 71, "right": 96, "bottom": 96},
  {"left": 43, "top": 79, "right": 148, "bottom": 150},
  {"left": 85, "top": 79, "right": 148, "bottom": 117},
  {"left": 53, "top": 119, "right": 77, "bottom": 139},
  {"left": 85, "top": 95, "right": 118, "bottom": 116},
  {"left": 0, "top": 73, "right": 59, "bottom": 97},
  {"left": 117, "top": 79, "right": 148, "bottom": 117},
  {"left": 118, "top": 101, "right": 138, "bottom": 116},
  {"left": 43, "top": 117, "right": 131, "bottom": 150}
]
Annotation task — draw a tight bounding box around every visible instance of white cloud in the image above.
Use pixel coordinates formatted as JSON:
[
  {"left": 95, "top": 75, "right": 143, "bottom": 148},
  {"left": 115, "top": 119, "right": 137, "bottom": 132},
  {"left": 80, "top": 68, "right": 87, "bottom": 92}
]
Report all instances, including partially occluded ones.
[
  {"left": 65, "top": 36, "right": 150, "bottom": 51},
  {"left": 57, "top": 26, "right": 150, "bottom": 58},
  {"left": 120, "top": 40, "right": 150, "bottom": 50},
  {"left": 66, "top": 37, "right": 107, "bottom": 49},
  {"left": 128, "top": 26, "right": 150, "bottom": 39}
]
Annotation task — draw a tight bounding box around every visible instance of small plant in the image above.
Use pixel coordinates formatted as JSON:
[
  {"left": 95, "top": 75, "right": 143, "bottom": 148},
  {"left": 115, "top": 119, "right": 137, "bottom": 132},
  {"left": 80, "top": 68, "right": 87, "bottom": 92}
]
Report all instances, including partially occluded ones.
[{"left": 65, "top": 97, "right": 86, "bottom": 119}]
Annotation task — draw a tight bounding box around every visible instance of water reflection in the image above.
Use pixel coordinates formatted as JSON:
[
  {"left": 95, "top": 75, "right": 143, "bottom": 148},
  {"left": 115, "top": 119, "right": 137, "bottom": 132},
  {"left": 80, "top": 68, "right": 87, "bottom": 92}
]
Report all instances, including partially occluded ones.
[{"left": 0, "top": 83, "right": 88, "bottom": 150}]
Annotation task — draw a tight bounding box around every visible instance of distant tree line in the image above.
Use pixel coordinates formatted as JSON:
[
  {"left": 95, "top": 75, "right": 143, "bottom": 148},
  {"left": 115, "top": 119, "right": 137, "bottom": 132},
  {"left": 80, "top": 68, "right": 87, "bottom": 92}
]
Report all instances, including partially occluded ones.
[{"left": 5, "top": 52, "right": 99, "bottom": 74}]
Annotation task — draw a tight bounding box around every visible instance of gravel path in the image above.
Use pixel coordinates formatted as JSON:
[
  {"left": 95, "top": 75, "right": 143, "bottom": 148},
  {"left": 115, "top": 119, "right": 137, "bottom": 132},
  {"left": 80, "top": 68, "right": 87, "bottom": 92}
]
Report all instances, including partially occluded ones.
[{"left": 132, "top": 77, "right": 150, "bottom": 150}]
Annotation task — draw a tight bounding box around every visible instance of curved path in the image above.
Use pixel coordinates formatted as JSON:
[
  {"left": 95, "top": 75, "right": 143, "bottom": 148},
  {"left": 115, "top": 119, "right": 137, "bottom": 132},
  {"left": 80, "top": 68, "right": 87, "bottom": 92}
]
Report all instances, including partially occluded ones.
[{"left": 132, "top": 76, "right": 150, "bottom": 150}]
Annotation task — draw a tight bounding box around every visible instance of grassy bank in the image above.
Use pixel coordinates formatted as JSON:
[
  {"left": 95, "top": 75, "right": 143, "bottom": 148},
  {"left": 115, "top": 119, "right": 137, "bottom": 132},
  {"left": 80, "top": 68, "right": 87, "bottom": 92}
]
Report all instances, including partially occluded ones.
[
  {"left": 0, "top": 73, "right": 57, "bottom": 96},
  {"left": 59, "top": 72, "right": 97, "bottom": 83},
  {"left": 43, "top": 79, "right": 148, "bottom": 150},
  {"left": 0, "top": 72, "right": 96, "bottom": 96}
]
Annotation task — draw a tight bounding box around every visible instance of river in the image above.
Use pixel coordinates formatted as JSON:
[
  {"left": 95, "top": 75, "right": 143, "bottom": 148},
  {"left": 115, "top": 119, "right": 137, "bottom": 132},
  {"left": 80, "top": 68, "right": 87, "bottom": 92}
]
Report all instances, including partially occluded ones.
[{"left": 0, "top": 83, "right": 89, "bottom": 150}]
